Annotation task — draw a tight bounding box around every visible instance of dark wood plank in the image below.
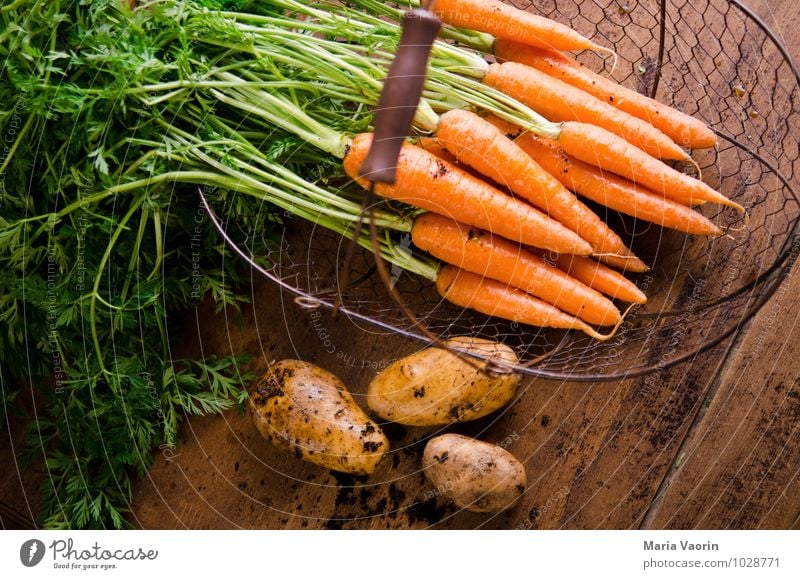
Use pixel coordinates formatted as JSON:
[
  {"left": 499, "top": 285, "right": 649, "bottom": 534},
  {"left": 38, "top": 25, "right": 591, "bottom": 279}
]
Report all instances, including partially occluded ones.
[
  {"left": 642, "top": 265, "right": 800, "bottom": 529},
  {"left": 503, "top": 345, "right": 733, "bottom": 530}
]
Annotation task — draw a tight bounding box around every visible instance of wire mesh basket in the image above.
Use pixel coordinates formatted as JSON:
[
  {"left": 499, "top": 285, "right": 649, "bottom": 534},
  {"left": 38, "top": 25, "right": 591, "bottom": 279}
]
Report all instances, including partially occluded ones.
[{"left": 207, "top": 0, "right": 800, "bottom": 381}]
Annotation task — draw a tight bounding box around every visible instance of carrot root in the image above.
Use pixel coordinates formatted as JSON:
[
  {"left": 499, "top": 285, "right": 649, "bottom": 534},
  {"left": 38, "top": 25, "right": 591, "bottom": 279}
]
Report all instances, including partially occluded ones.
[
  {"left": 433, "top": 0, "right": 608, "bottom": 53},
  {"left": 594, "top": 43, "right": 619, "bottom": 74},
  {"left": 592, "top": 252, "right": 651, "bottom": 273},
  {"left": 538, "top": 251, "right": 648, "bottom": 304},
  {"left": 578, "top": 302, "right": 637, "bottom": 342},
  {"left": 685, "top": 156, "right": 703, "bottom": 181}
]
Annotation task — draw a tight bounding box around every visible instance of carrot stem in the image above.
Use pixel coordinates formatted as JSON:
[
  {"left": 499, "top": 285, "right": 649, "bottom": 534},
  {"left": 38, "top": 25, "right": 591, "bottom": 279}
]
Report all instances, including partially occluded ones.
[{"left": 344, "top": 133, "right": 594, "bottom": 256}]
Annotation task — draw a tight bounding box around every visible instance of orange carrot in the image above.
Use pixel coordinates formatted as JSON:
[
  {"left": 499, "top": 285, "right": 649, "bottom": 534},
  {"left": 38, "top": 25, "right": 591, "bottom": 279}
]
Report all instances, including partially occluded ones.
[
  {"left": 493, "top": 40, "right": 717, "bottom": 149},
  {"left": 412, "top": 212, "right": 621, "bottom": 325},
  {"left": 537, "top": 252, "right": 647, "bottom": 304},
  {"left": 558, "top": 122, "right": 743, "bottom": 211},
  {"left": 435, "top": 265, "right": 615, "bottom": 339},
  {"left": 415, "top": 136, "right": 485, "bottom": 180},
  {"left": 483, "top": 62, "right": 688, "bottom": 161},
  {"left": 436, "top": 109, "right": 646, "bottom": 271},
  {"left": 344, "top": 133, "right": 593, "bottom": 255},
  {"left": 511, "top": 131, "right": 722, "bottom": 236},
  {"left": 433, "top": 0, "right": 610, "bottom": 54}
]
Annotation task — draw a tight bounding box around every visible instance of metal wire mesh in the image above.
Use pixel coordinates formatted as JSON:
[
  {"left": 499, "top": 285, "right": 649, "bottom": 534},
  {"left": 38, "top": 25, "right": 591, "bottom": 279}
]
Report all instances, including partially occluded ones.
[{"left": 210, "top": 0, "right": 800, "bottom": 381}]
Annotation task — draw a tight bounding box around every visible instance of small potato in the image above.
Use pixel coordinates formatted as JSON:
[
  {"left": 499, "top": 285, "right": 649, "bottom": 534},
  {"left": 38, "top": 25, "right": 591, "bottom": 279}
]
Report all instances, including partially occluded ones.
[
  {"left": 422, "top": 434, "right": 526, "bottom": 513},
  {"left": 249, "top": 360, "right": 388, "bottom": 475},
  {"left": 367, "top": 337, "right": 520, "bottom": 426}
]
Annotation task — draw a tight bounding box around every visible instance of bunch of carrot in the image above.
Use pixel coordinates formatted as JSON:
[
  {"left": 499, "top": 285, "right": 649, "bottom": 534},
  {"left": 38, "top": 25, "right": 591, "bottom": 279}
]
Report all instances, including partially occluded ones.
[
  {"left": 135, "top": 0, "right": 743, "bottom": 340},
  {"left": 329, "top": 0, "right": 742, "bottom": 338}
]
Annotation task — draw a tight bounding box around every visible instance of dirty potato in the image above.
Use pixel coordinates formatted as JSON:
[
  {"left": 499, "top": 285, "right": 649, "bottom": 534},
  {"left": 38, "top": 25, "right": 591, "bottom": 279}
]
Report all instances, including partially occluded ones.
[
  {"left": 422, "top": 433, "right": 526, "bottom": 513},
  {"left": 367, "top": 337, "right": 520, "bottom": 426},
  {"left": 249, "top": 360, "right": 388, "bottom": 475}
]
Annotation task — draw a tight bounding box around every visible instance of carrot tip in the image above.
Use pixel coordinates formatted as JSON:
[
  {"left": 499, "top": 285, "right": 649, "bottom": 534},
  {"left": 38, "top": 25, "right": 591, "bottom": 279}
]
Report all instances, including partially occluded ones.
[
  {"left": 592, "top": 251, "right": 639, "bottom": 260},
  {"left": 721, "top": 208, "right": 749, "bottom": 234},
  {"left": 592, "top": 43, "right": 619, "bottom": 74},
  {"left": 730, "top": 201, "right": 747, "bottom": 215},
  {"left": 629, "top": 288, "right": 649, "bottom": 304},
  {"left": 711, "top": 193, "right": 745, "bottom": 214},
  {"left": 723, "top": 221, "right": 749, "bottom": 235},
  {"left": 685, "top": 156, "right": 703, "bottom": 180},
  {"left": 580, "top": 302, "right": 637, "bottom": 341}
]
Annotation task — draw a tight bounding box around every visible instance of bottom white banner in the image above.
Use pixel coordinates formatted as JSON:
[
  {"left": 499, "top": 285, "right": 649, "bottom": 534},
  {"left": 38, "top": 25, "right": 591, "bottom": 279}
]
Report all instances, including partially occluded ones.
[{"left": 0, "top": 530, "right": 797, "bottom": 578}]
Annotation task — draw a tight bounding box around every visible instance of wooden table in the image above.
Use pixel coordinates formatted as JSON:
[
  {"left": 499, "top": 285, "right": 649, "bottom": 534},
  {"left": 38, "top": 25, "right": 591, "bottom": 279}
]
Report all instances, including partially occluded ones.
[{"left": 2, "top": 0, "right": 799, "bottom": 530}]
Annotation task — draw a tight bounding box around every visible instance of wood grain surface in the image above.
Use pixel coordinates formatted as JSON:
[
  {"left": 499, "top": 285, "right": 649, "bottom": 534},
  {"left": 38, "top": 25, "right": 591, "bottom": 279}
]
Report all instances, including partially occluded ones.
[{"left": 2, "top": 0, "right": 799, "bottom": 530}]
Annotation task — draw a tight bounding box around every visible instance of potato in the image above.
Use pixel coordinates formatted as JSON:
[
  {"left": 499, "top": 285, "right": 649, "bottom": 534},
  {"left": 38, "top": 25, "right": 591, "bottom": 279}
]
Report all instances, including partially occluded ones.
[
  {"left": 422, "top": 434, "right": 526, "bottom": 513},
  {"left": 367, "top": 337, "right": 520, "bottom": 426},
  {"left": 249, "top": 360, "right": 388, "bottom": 475}
]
